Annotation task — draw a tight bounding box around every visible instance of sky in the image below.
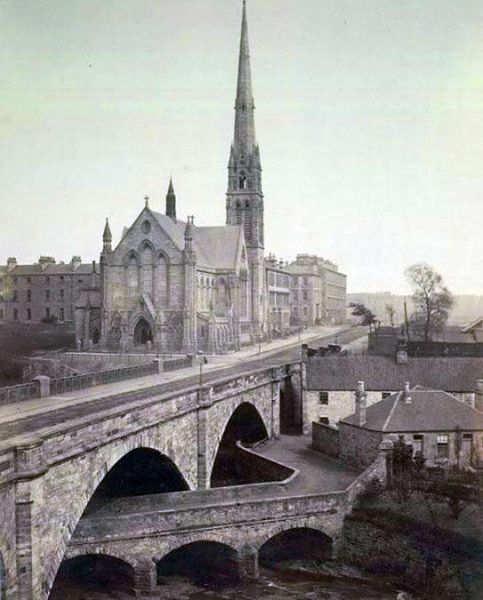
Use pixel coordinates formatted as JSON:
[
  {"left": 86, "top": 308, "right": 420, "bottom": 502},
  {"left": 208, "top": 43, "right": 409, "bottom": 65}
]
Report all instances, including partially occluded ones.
[{"left": 1, "top": 0, "right": 482, "bottom": 294}]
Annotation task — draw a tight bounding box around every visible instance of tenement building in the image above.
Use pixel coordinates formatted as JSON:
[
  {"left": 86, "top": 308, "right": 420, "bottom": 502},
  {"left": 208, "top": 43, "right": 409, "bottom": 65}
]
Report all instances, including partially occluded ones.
[
  {"left": 287, "top": 254, "right": 347, "bottom": 327},
  {"left": 0, "top": 256, "right": 99, "bottom": 328},
  {"left": 265, "top": 254, "right": 291, "bottom": 338}
]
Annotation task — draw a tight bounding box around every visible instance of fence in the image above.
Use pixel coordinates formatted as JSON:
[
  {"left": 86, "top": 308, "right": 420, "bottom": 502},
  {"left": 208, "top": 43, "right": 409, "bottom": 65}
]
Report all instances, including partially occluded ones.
[
  {"left": 409, "top": 476, "right": 481, "bottom": 503},
  {"left": 0, "top": 381, "right": 40, "bottom": 406},
  {"left": 48, "top": 362, "right": 160, "bottom": 396}
]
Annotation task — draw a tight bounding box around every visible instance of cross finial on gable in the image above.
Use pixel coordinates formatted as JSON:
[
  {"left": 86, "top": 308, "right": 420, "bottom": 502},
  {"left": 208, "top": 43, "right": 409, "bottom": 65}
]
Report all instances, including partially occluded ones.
[{"left": 144, "top": 196, "right": 150, "bottom": 208}]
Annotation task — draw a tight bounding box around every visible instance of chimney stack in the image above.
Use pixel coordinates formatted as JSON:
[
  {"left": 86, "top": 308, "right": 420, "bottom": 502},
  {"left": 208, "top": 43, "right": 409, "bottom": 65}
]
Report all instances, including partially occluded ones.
[
  {"left": 403, "top": 382, "right": 412, "bottom": 404},
  {"left": 355, "top": 380, "right": 367, "bottom": 426},
  {"left": 6, "top": 257, "right": 17, "bottom": 272}
]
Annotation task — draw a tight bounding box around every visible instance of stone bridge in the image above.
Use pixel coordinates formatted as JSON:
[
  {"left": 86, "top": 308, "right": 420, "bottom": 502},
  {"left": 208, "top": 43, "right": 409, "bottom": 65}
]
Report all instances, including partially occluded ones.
[
  {"left": 0, "top": 363, "right": 304, "bottom": 600},
  {"left": 0, "top": 360, "right": 386, "bottom": 600}
]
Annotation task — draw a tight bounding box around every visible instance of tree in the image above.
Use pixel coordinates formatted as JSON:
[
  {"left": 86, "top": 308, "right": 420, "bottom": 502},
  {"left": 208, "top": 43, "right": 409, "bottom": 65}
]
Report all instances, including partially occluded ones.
[
  {"left": 385, "top": 304, "right": 396, "bottom": 327},
  {"left": 405, "top": 263, "right": 454, "bottom": 343},
  {"left": 349, "top": 303, "right": 378, "bottom": 333}
]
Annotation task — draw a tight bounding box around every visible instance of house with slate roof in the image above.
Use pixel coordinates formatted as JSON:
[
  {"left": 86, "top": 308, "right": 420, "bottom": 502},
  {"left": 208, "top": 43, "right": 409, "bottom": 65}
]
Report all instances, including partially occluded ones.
[
  {"left": 302, "top": 351, "right": 483, "bottom": 429},
  {"left": 338, "top": 383, "right": 483, "bottom": 468}
]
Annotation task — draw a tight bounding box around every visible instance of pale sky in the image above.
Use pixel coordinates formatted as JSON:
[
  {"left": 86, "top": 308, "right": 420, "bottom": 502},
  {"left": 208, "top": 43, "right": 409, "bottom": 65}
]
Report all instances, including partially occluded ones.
[{"left": 1, "top": 0, "right": 482, "bottom": 294}]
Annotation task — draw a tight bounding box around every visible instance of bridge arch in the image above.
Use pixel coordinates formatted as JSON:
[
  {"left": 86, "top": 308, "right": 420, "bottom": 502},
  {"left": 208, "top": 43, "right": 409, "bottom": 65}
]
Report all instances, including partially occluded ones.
[
  {"left": 49, "top": 553, "right": 136, "bottom": 598},
  {"left": 258, "top": 526, "right": 334, "bottom": 567},
  {"left": 43, "top": 436, "right": 195, "bottom": 599},
  {"left": 156, "top": 540, "right": 240, "bottom": 585},
  {"left": 209, "top": 401, "right": 269, "bottom": 487}
]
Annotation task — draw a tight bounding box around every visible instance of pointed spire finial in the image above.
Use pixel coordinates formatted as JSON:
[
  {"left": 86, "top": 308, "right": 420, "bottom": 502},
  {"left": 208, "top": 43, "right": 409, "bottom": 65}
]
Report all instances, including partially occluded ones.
[{"left": 166, "top": 177, "right": 177, "bottom": 221}]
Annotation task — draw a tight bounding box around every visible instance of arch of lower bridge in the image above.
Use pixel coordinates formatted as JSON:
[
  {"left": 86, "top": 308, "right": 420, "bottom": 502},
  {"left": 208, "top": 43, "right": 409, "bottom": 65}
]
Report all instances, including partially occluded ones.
[
  {"left": 49, "top": 553, "right": 137, "bottom": 599},
  {"left": 41, "top": 434, "right": 196, "bottom": 599},
  {"left": 258, "top": 527, "right": 334, "bottom": 566}
]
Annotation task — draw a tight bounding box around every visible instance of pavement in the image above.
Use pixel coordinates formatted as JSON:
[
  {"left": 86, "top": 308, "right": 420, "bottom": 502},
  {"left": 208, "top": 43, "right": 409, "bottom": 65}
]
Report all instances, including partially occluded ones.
[{"left": 0, "top": 326, "right": 367, "bottom": 446}]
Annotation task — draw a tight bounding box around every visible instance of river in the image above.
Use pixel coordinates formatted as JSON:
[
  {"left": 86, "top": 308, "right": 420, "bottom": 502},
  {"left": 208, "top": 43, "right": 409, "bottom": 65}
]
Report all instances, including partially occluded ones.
[{"left": 52, "top": 566, "right": 412, "bottom": 600}]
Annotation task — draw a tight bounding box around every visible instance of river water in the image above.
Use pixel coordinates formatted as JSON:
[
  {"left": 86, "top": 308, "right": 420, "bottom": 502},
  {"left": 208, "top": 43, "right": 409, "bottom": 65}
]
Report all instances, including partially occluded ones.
[{"left": 52, "top": 567, "right": 410, "bottom": 600}]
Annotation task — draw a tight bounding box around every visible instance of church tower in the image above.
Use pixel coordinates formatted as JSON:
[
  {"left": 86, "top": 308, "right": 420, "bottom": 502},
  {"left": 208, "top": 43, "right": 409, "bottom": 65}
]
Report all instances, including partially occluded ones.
[{"left": 226, "top": 0, "right": 265, "bottom": 334}]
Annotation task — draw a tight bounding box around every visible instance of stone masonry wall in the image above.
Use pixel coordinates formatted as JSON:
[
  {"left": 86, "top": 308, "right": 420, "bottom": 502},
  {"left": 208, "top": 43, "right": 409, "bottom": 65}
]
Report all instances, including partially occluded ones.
[
  {"left": 0, "top": 449, "right": 17, "bottom": 600},
  {"left": 339, "top": 423, "right": 383, "bottom": 467},
  {"left": 312, "top": 422, "right": 340, "bottom": 458}
]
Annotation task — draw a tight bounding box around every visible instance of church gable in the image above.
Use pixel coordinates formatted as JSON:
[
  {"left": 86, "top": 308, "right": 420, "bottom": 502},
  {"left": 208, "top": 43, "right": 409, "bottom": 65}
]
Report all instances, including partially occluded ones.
[{"left": 112, "top": 207, "right": 182, "bottom": 264}]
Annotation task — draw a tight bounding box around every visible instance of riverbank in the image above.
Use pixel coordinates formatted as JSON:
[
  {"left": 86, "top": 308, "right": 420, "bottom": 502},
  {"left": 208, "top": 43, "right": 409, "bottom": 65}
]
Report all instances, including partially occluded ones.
[{"left": 339, "top": 491, "right": 483, "bottom": 600}]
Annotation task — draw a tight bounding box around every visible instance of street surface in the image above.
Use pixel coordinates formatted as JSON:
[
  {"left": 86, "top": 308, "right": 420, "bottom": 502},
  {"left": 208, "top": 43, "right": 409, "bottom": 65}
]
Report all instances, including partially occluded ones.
[{"left": 0, "top": 326, "right": 366, "bottom": 446}]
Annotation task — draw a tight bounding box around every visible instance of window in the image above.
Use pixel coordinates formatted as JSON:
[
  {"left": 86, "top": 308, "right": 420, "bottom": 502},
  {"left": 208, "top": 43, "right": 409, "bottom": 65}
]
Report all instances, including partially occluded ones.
[
  {"left": 303, "top": 291, "right": 308, "bottom": 301},
  {"left": 303, "top": 306, "right": 308, "bottom": 316},
  {"left": 13, "top": 308, "right": 18, "bottom": 320},
  {"left": 303, "top": 276, "right": 308, "bottom": 286},
  {"left": 0, "top": 309, "right": 3, "bottom": 321},
  {"left": 27, "top": 276, "right": 31, "bottom": 284},
  {"left": 26, "top": 308, "right": 31, "bottom": 321},
  {"left": 45, "top": 307, "right": 50, "bottom": 319},
  {"left": 12, "top": 290, "right": 18, "bottom": 302},
  {"left": 26, "top": 289, "right": 31, "bottom": 302},
  {"left": 412, "top": 434, "right": 424, "bottom": 455},
  {"left": 319, "top": 417, "right": 329, "bottom": 425},
  {"left": 45, "top": 289, "right": 50, "bottom": 301},
  {"left": 319, "top": 391, "right": 329, "bottom": 405},
  {"left": 437, "top": 434, "right": 449, "bottom": 459},
  {"left": 60, "top": 289, "right": 65, "bottom": 300},
  {"left": 60, "top": 276, "right": 64, "bottom": 282},
  {"left": 59, "top": 308, "right": 64, "bottom": 321},
  {"left": 78, "top": 279, "right": 84, "bottom": 283},
  {"left": 382, "top": 392, "right": 392, "bottom": 399}
]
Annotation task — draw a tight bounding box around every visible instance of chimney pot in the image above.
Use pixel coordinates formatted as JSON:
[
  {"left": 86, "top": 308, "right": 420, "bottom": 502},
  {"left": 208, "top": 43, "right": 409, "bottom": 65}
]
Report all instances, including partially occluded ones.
[{"left": 404, "top": 382, "right": 412, "bottom": 404}]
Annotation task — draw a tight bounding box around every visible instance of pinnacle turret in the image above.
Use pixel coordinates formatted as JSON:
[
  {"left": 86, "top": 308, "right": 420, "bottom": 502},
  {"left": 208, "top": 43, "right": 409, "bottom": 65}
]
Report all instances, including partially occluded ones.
[
  {"left": 166, "top": 177, "right": 177, "bottom": 221},
  {"left": 102, "top": 218, "right": 112, "bottom": 251}
]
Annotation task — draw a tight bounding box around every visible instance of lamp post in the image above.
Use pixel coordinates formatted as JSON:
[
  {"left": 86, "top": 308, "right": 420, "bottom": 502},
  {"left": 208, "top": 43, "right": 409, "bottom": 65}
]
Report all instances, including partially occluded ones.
[{"left": 197, "top": 350, "right": 207, "bottom": 387}]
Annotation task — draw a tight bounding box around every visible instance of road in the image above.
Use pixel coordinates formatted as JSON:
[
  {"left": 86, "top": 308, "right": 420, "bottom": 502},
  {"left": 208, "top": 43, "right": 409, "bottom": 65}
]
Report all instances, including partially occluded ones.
[{"left": 0, "top": 327, "right": 366, "bottom": 446}]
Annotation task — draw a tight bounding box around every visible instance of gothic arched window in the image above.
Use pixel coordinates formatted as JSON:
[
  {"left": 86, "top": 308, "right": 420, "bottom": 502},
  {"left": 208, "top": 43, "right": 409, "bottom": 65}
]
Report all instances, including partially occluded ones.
[
  {"left": 127, "top": 254, "right": 139, "bottom": 300},
  {"left": 239, "top": 173, "right": 247, "bottom": 190},
  {"left": 157, "top": 253, "right": 168, "bottom": 306},
  {"left": 142, "top": 244, "right": 153, "bottom": 296}
]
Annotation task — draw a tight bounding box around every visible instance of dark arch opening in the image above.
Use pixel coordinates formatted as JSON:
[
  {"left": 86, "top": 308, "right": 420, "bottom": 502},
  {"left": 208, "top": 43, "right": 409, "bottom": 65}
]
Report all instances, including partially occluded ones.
[
  {"left": 85, "top": 448, "right": 189, "bottom": 514},
  {"left": 210, "top": 402, "right": 268, "bottom": 488},
  {"left": 259, "top": 528, "right": 333, "bottom": 570},
  {"left": 133, "top": 317, "right": 153, "bottom": 346},
  {"left": 157, "top": 541, "right": 239, "bottom": 587},
  {"left": 49, "top": 554, "right": 135, "bottom": 599},
  {"left": 280, "top": 379, "right": 302, "bottom": 435},
  {"left": 0, "top": 552, "right": 6, "bottom": 600}
]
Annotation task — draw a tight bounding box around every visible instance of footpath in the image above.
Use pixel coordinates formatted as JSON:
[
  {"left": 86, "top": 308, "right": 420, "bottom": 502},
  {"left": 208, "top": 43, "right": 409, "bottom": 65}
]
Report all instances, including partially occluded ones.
[{"left": 0, "top": 325, "right": 361, "bottom": 428}]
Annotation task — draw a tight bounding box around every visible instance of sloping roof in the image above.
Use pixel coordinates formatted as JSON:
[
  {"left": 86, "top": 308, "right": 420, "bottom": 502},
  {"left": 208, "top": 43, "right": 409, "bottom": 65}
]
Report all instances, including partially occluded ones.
[
  {"left": 342, "top": 387, "right": 483, "bottom": 432},
  {"left": 4, "top": 263, "right": 98, "bottom": 276},
  {"left": 305, "top": 355, "right": 483, "bottom": 392},
  {"left": 151, "top": 212, "right": 243, "bottom": 271},
  {"left": 463, "top": 316, "right": 483, "bottom": 333}
]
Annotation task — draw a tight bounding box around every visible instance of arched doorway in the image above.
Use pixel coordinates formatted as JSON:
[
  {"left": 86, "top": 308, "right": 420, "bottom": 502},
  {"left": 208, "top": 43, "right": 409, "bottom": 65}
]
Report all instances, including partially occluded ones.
[
  {"left": 84, "top": 448, "right": 189, "bottom": 514},
  {"left": 49, "top": 554, "right": 135, "bottom": 599},
  {"left": 259, "top": 528, "right": 333, "bottom": 570},
  {"left": 0, "top": 552, "right": 6, "bottom": 600},
  {"left": 133, "top": 317, "right": 153, "bottom": 346},
  {"left": 211, "top": 402, "right": 268, "bottom": 487},
  {"left": 157, "top": 541, "right": 239, "bottom": 586}
]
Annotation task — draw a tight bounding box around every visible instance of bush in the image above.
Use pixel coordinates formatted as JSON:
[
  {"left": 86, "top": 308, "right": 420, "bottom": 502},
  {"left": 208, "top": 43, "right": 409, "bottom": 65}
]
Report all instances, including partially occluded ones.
[{"left": 356, "top": 476, "right": 384, "bottom": 506}]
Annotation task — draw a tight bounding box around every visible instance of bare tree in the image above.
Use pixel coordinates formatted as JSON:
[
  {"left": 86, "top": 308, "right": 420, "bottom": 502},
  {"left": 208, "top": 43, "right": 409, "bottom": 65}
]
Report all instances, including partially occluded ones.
[{"left": 405, "top": 263, "right": 454, "bottom": 343}]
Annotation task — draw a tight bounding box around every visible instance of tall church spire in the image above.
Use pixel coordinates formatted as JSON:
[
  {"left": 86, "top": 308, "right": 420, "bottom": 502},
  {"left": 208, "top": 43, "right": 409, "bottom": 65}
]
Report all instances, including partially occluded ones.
[
  {"left": 226, "top": 0, "right": 263, "bottom": 250},
  {"left": 234, "top": 0, "right": 256, "bottom": 155}
]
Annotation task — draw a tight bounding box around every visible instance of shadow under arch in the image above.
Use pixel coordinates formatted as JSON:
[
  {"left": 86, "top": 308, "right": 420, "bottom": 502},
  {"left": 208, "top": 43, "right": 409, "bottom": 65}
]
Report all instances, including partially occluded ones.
[
  {"left": 259, "top": 527, "right": 333, "bottom": 568},
  {"left": 210, "top": 401, "right": 269, "bottom": 488},
  {"left": 157, "top": 541, "right": 240, "bottom": 586},
  {"left": 84, "top": 447, "right": 189, "bottom": 514},
  {"left": 49, "top": 554, "right": 136, "bottom": 599},
  {"left": 0, "top": 551, "right": 5, "bottom": 600}
]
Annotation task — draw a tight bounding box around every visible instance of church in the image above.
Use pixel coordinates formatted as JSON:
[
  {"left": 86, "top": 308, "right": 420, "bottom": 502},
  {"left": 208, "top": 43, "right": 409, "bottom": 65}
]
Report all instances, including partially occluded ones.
[{"left": 96, "top": 1, "right": 266, "bottom": 354}]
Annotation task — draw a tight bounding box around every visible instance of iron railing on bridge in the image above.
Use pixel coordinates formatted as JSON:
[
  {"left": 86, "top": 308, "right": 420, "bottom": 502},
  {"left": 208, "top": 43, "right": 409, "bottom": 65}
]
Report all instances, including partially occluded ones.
[{"left": 0, "top": 381, "right": 40, "bottom": 406}]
